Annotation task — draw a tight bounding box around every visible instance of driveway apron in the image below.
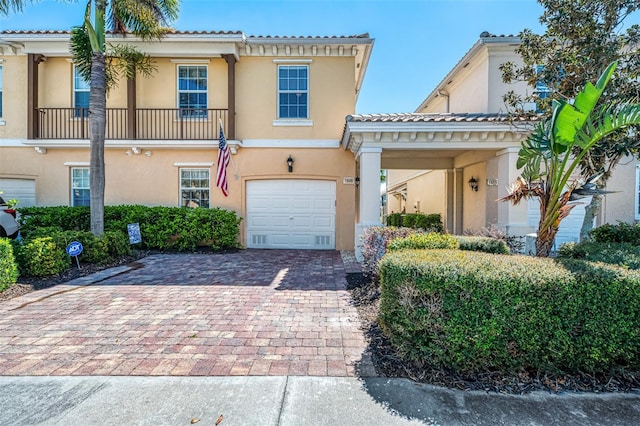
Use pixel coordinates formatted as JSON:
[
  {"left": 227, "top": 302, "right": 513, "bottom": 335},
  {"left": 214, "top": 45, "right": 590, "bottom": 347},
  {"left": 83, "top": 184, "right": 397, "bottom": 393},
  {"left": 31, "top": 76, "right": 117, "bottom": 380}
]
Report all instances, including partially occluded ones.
[{"left": 0, "top": 250, "right": 368, "bottom": 377}]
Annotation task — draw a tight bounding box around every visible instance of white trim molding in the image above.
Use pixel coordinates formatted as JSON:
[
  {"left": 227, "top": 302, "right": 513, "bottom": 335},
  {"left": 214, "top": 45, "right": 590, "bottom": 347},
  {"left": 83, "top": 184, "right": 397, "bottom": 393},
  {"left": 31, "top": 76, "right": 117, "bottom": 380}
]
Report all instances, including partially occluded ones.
[
  {"left": 63, "top": 161, "right": 90, "bottom": 167},
  {"left": 272, "top": 59, "right": 313, "bottom": 64},
  {"left": 240, "top": 139, "right": 339, "bottom": 148},
  {"left": 170, "top": 59, "right": 211, "bottom": 63},
  {"left": 272, "top": 119, "right": 314, "bottom": 127},
  {"left": 173, "top": 162, "right": 214, "bottom": 167}
]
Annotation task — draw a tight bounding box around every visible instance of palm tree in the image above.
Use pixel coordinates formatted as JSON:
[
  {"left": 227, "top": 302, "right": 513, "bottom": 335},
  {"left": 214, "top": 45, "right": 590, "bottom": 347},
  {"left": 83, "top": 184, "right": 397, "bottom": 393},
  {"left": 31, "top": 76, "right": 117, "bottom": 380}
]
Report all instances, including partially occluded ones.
[
  {"left": 0, "top": 0, "right": 179, "bottom": 236},
  {"left": 501, "top": 62, "right": 640, "bottom": 257}
]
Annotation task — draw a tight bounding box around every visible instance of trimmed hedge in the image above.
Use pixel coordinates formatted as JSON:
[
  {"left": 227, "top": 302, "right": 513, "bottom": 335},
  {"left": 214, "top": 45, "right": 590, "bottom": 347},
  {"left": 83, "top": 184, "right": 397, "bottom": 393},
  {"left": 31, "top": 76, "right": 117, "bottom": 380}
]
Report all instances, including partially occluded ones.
[
  {"left": 456, "top": 236, "right": 510, "bottom": 254},
  {"left": 388, "top": 233, "right": 459, "bottom": 251},
  {"left": 361, "top": 226, "right": 424, "bottom": 277},
  {"left": 558, "top": 241, "right": 640, "bottom": 269},
  {"left": 13, "top": 237, "right": 69, "bottom": 277},
  {"left": 28, "top": 228, "right": 131, "bottom": 265},
  {"left": 379, "top": 249, "right": 640, "bottom": 375},
  {"left": 0, "top": 238, "right": 18, "bottom": 290},
  {"left": 589, "top": 222, "right": 640, "bottom": 245},
  {"left": 386, "top": 213, "right": 443, "bottom": 232},
  {"left": 18, "top": 205, "right": 242, "bottom": 251}
]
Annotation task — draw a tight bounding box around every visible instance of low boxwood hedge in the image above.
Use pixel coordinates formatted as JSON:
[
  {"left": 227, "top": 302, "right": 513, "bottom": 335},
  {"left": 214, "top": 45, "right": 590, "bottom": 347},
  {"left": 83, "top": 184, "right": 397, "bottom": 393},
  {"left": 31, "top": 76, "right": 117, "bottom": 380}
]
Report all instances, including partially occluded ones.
[
  {"left": 379, "top": 249, "right": 640, "bottom": 375},
  {"left": 13, "top": 237, "right": 70, "bottom": 277},
  {"left": 589, "top": 222, "right": 640, "bottom": 245},
  {"left": 18, "top": 205, "right": 242, "bottom": 251},
  {"left": 387, "top": 233, "right": 459, "bottom": 251},
  {"left": 455, "top": 236, "right": 510, "bottom": 254},
  {"left": 0, "top": 238, "right": 18, "bottom": 290},
  {"left": 558, "top": 241, "right": 640, "bottom": 269},
  {"left": 386, "top": 213, "right": 443, "bottom": 232}
]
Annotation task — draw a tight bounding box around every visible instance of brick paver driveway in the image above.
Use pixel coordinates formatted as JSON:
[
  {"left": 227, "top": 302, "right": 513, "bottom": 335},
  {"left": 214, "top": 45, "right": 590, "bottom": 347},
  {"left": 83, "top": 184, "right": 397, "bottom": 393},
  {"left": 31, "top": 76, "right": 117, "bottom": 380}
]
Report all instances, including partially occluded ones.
[{"left": 0, "top": 250, "right": 368, "bottom": 377}]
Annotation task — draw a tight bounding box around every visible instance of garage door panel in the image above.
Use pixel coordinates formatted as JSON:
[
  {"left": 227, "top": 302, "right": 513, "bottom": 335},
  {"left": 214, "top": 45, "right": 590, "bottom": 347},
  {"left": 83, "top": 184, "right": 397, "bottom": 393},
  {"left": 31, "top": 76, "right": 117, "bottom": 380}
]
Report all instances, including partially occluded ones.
[
  {"left": 246, "top": 179, "right": 336, "bottom": 249},
  {"left": 0, "top": 179, "right": 36, "bottom": 207}
]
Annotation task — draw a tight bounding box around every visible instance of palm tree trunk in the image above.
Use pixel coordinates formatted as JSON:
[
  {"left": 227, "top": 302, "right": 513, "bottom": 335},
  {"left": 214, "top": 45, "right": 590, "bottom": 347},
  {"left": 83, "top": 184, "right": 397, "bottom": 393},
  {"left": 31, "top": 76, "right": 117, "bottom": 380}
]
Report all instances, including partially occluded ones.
[{"left": 89, "top": 51, "right": 106, "bottom": 236}]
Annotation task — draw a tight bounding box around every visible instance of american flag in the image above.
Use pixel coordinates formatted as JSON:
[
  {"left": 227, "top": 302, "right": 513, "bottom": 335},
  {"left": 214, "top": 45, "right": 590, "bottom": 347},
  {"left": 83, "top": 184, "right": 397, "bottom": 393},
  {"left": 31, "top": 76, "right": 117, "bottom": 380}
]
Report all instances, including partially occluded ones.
[{"left": 216, "top": 124, "right": 231, "bottom": 197}]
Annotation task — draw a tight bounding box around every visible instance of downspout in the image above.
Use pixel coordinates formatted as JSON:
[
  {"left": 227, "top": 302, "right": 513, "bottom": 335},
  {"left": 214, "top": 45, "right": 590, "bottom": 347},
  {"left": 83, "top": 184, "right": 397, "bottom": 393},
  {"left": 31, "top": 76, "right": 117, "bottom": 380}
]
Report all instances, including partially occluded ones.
[{"left": 437, "top": 90, "right": 450, "bottom": 113}]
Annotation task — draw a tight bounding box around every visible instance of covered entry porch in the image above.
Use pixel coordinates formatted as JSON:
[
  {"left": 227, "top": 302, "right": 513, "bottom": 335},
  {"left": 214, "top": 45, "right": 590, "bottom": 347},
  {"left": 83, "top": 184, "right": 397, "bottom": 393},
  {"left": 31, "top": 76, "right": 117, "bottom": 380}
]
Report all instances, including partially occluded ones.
[{"left": 340, "top": 113, "right": 535, "bottom": 259}]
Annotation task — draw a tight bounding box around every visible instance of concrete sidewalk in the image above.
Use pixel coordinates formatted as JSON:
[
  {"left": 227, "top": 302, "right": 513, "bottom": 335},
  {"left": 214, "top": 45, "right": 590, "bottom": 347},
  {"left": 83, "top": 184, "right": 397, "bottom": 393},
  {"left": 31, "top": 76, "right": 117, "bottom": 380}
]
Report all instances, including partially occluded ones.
[{"left": 1, "top": 376, "right": 639, "bottom": 426}]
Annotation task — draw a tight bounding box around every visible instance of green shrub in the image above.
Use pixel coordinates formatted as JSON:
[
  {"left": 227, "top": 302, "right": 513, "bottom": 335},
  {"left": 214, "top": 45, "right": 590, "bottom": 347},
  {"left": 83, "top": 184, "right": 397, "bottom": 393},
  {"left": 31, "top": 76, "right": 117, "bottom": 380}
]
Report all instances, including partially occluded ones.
[
  {"left": 361, "top": 226, "right": 424, "bottom": 277},
  {"left": 13, "top": 237, "right": 69, "bottom": 277},
  {"left": 26, "top": 228, "right": 131, "bottom": 265},
  {"left": 589, "top": 222, "right": 640, "bottom": 245},
  {"left": 388, "top": 232, "right": 458, "bottom": 251},
  {"left": 416, "top": 213, "right": 444, "bottom": 232},
  {"left": 0, "top": 239, "right": 18, "bottom": 290},
  {"left": 456, "top": 236, "right": 510, "bottom": 254},
  {"left": 401, "top": 214, "right": 417, "bottom": 228},
  {"left": 386, "top": 213, "right": 402, "bottom": 227},
  {"left": 386, "top": 213, "right": 443, "bottom": 232},
  {"left": 18, "top": 205, "right": 242, "bottom": 251},
  {"left": 558, "top": 241, "right": 640, "bottom": 269},
  {"left": 378, "top": 249, "right": 640, "bottom": 375}
]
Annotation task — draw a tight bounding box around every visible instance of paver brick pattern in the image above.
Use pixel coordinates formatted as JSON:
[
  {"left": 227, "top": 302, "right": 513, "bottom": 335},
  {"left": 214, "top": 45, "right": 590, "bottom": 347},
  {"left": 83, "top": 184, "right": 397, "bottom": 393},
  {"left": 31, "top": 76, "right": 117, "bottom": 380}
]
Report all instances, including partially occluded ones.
[{"left": 0, "top": 250, "right": 369, "bottom": 377}]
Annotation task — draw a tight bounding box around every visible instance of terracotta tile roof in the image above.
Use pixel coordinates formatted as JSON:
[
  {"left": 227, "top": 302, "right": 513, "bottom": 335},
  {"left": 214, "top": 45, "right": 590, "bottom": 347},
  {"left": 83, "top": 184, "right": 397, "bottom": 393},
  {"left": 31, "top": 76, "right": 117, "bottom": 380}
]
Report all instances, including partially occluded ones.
[
  {"left": 247, "top": 33, "right": 371, "bottom": 39},
  {"left": 0, "top": 30, "right": 369, "bottom": 39},
  {"left": 346, "top": 113, "right": 537, "bottom": 123},
  {"left": 0, "top": 29, "right": 243, "bottom": 35}
]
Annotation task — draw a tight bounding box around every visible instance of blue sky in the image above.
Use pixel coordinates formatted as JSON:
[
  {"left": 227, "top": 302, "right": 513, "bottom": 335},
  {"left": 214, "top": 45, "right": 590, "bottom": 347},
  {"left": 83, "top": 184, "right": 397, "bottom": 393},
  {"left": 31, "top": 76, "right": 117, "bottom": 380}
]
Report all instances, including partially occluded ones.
[{"left": 0, "top": 0, "right": 547, "bottom": 113}]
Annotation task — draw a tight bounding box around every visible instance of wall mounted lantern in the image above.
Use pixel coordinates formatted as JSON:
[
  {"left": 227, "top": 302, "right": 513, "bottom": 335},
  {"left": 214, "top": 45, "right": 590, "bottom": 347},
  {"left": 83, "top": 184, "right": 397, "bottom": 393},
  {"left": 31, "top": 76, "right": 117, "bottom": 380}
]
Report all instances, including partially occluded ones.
[
  {"left": 355, "top": 177, "right": 360, "bottom": 187},
  {"left": 468, "top": 176, "right": 479, "bottom": 192},
  {"left": 287, "top": 155, "right": 294, "bottom": 173}
]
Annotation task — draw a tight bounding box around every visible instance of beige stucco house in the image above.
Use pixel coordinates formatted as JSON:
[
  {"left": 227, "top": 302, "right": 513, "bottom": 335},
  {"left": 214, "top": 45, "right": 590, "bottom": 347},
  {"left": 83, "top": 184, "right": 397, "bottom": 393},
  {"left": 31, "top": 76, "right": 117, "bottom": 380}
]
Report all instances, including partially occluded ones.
[
  {"left": 0, "top": 30, "right": 374, "bottom": 251},
  {"left": 341, "top": 33, "right": 640, "bottom": 253}
]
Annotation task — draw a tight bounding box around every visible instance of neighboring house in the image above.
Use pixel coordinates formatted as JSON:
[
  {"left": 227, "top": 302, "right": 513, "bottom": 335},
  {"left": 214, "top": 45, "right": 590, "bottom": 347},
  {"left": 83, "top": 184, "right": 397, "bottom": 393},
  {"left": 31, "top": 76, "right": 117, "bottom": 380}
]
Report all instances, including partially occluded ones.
[
  {"left": 0, "top": 30, "right": 374, "bottom": 251},
  {"left": 342, "top": 32, "right": 639, "bottom": 255}
]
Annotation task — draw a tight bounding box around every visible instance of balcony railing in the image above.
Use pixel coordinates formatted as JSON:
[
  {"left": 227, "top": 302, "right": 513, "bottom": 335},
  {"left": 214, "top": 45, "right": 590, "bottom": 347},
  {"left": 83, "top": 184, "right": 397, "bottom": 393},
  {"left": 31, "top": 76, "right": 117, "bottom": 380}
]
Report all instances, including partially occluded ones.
[{"left": 36, "top": 108, "right": 228, "bottom": 140}]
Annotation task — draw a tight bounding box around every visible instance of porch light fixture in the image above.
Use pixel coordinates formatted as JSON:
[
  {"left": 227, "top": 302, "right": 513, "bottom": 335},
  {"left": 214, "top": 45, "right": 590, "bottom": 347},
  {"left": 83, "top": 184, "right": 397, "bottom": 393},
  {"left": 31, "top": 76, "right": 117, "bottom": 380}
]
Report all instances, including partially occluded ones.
[
  {"left": 355, "top": 177, "right": 360, "bottom": 187},
  {"left": 287, "top": 155, "right": 294, "bottom": 173},
  {"left": 468, "top": 176, "right": 479, "bottom": 192}
]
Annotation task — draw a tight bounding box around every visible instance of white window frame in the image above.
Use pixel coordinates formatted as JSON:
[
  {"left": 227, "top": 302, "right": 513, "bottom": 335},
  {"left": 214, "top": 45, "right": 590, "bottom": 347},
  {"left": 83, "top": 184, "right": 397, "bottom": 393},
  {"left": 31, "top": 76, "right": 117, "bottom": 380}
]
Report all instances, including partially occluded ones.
[
  {"left": 71, "top": 167, "right": 90, "bottom": 207},
  {"left": 177, "top": 65, "right": 208, "bottom": 118},
  {"left": 73, "top": 66, "right": 90, "bottom": 118},
  {"left": 277, "top": 64, "right": 309, "bottom": 120},
  {"left": 636, "top": 165, "right": 640, "bottom": 221},
  {"left": 180, "top": 168, "right": 210, "bottom": 208}
]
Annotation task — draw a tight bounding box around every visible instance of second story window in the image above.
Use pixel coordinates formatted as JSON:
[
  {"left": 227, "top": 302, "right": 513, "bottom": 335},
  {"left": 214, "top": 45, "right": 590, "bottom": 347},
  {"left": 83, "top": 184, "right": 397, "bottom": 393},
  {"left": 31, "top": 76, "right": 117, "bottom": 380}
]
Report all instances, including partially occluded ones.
[
  {"left": 74, "top": 66, "right": 90, "bottom": 118},
  {"left": 178, "top": 65, "right": 208, "bottom": 118},
  {"left": 278, "top": 65, "right": 308, "bottom": 119}
]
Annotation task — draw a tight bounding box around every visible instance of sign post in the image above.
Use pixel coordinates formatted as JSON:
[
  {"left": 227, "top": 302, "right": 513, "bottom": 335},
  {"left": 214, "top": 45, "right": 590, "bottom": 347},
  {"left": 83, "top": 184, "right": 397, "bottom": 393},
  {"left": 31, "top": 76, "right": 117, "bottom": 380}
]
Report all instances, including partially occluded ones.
[
  {"left": 66, "top": 241, "right": 83, "bottom": 270},
  {"left": 127, "top": 223, "right": 142, "bottom": 245}
]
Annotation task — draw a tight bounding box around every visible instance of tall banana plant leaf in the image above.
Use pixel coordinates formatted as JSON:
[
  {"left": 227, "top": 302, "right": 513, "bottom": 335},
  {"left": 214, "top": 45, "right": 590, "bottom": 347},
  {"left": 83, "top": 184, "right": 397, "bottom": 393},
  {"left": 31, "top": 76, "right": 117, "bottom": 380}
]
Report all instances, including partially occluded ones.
[{"left": 501, "top": 62, "right": 640, "bottom": 257}]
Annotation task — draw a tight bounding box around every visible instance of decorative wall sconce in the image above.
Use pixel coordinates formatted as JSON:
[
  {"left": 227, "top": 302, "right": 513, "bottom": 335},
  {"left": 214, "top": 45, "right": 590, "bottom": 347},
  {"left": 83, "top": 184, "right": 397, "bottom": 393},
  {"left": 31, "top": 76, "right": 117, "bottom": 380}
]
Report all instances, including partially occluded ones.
[
  {"left": 287, "top": 155, "right": 294, "bottom": 173},
  {"left": 355, "top": 177, "right": 360, "bottom": 187},
  {"left": 468, "top": 176, "right": 479, "bottom": 192}
]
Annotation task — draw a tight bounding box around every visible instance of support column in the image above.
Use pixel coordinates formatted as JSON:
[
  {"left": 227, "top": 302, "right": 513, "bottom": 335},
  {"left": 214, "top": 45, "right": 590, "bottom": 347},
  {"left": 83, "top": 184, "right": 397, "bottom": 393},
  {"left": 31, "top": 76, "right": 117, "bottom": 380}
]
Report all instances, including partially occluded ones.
[
  {"left": 355, "top": 147, "right": 382, "bottom": 261},
  {"left": 27, "top": 54, "right": 44, "bottom": 140},
  {"left": 126, "top": 77, "right": 137, "bottom": 139},
  {"left": 222, "top": 54, "right": 236, "bottom": 140},
  {"left": 445, "top": 170, "right": 455, "bottom": 233},
  {"left": 453, "top": 168, "right": 464, "bottom": 234},
  {"left": 497, "top": 148, "right": 532, "bottom": 236}
]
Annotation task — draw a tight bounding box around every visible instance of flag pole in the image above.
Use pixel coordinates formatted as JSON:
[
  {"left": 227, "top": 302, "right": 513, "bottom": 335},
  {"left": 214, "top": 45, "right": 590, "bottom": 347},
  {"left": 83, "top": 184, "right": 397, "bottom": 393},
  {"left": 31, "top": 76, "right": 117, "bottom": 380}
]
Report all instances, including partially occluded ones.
[{"left": 219, "top": 118, "right": 238, "bottom": 179}]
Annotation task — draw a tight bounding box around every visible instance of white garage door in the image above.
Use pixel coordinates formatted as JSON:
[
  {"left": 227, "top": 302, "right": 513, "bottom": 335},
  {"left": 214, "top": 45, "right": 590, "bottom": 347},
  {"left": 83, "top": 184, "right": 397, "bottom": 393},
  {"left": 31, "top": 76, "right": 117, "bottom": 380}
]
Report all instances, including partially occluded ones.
[
  {"left": 0, "top": 179, "right": 36, "bottom": 206},
  {"left": 246, "top": 179, "right": 336, "bottom": 249}
]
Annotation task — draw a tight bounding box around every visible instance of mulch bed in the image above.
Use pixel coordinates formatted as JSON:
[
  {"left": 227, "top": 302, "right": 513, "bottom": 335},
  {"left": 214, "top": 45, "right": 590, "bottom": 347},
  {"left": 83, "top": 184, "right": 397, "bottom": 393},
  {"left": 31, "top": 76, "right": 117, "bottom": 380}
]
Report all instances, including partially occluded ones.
[{"left": 346, "top": 272, "right": 640, "bottom": 394}]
